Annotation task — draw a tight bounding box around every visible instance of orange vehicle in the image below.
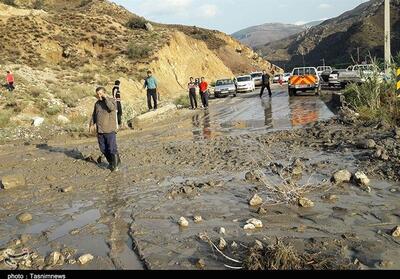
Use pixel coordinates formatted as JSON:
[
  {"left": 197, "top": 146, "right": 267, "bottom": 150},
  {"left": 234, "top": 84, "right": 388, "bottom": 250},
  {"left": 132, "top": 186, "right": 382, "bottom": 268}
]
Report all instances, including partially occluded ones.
[{"left": 288, "top": 67, "right": 321, "bottom": 96}]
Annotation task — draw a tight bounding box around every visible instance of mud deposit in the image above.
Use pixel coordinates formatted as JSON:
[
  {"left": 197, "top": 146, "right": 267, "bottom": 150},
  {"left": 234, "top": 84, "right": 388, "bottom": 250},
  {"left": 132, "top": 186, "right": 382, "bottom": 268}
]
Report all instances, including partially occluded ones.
[{"left": 0, "top": 88, "right": 399, "bottom": 270}]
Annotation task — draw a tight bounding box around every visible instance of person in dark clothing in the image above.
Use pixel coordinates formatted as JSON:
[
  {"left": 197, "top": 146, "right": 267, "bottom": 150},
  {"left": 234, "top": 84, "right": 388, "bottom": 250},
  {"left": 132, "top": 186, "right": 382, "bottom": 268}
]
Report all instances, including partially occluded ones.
[
  {"left": 188, "top": 77, "right": 198, "bottom": 110},
  {"left": 199, "top": 77, "right": 209, "bottom": 109},
  {"left": 89, "top": 87, "right": 121, "bottom": 172},
  {"left": 112, "top": 80, "right": 123, "bottom": 127},
  {"left": 143, "top": 71, "right": 158, "bottom": 111},
  {"left": 260, "top": 70, "right": 272, "bottom": 98}
]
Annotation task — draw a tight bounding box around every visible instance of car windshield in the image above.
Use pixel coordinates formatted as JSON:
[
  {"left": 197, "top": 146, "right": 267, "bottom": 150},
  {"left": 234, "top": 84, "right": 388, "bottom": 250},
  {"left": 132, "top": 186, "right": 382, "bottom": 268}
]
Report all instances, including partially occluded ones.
[
  {"left": 292, "top": 68, "right": 317, "bottom": 76},
  {"left": 251, "top": 73, "right": 262, "bottom": 78},
  {"left": 216, "top": 79, "right": 234, "bottom": 86},
  {"left": 237, "top": 76, "right": 251, "bottom": 82}
]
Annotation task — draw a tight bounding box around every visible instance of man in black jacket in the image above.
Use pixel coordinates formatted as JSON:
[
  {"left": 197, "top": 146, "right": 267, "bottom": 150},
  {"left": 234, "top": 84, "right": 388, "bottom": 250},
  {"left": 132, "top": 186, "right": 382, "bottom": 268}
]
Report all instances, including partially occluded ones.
[{"left": 260, "top": 70, "right": 272, "bottom": 98}]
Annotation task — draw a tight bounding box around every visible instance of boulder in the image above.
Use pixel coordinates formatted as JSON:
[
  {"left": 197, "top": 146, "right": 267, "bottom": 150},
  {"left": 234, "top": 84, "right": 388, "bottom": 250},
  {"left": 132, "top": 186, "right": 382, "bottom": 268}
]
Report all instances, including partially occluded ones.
[
  {"left": 1, "top": 174, "right": 26, "bottom": 189},
  {"left": 243, "top": 224, "right": 256, "bottom": 230},
  {"left": 46, "top": 251, "right": 61, "bottom": 266},
  {"left": 219, "top": 227, "right": 226, "bottom": 235},
  {"left": 78, "top": 254, "right": 94, "bottom": 265},
  {"left": 332, "top": 170, "right": 352, "bottom": 184},
  {"left": 32, "top": 117, "right": 45, "bottom": 127},
  {"left": 257, "top": 207, "right": 267, "bottom": 215},
  {"left": 193, "top": 216, "right": 203, "bottom": 223},
  {"left": 249, "top": 194, "right": 263, "bottom": 206},
  {"left": 354, "top": 171, "right": 370, "bottom": 186},
  {"left": 145, "top": 22, "right": 154, "bottom": 32},
  {"left": 246, "top": 218, "right": 263, "bottom": 228},
  {"left": 17, "top": 213, "right": 32, "bottom": 223},
  {"left": 391, "top": 226, "right": 400, "bottom": 238},
  {"left": 196, "top": 259, "right": 206, "bottom": 269},
  {"left": 298, "top": 197, "right": 315, "bottom": 208},
  {"left": 218, "top": 237, "right": 227, "bottom": 250},
  {"left": 178, "top": 217, "right": 189, "bottom": 227}
]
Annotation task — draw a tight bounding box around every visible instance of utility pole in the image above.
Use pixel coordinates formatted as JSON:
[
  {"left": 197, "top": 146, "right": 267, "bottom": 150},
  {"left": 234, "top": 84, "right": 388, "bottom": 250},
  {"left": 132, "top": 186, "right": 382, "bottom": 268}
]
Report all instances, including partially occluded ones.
[
  {"left": 357, "top": 47, "right": 360, "bottom": 64},
  {"left": 384, "top": 0, "right": 391, "bottom": 73}
]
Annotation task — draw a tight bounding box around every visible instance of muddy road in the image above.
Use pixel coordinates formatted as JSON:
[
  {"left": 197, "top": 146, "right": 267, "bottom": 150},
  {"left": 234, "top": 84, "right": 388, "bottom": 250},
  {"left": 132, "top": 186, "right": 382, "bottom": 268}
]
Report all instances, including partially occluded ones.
[{"left": 0, "top": 85, "right": 399, "bottom": 270}]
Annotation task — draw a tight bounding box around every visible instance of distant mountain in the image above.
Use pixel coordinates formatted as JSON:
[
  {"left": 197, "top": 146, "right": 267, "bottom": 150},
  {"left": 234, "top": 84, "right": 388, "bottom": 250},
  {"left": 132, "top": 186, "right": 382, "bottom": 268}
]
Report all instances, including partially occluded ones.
[
  {"left": 232, "top": 21, "right": 323, "bottom": 48},
  {"left": 256, "top": 0, "right": 400, "bottom": 70}
]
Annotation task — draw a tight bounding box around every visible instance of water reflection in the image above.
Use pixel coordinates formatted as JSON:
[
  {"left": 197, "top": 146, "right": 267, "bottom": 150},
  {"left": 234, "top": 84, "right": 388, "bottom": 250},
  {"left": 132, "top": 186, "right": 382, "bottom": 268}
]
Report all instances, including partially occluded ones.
[
  {"left": 289, "top": 97, "right": 319, "bottom": 127},
  {"left": 192, "top": 111, "right": 212, "bottom": 141}
]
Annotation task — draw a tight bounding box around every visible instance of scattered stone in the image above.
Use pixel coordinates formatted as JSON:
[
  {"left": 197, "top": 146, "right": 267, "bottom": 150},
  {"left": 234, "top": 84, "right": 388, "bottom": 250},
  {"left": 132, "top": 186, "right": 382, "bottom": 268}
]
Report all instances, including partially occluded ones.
[
  {"left": 196, "top": 259, "right": 206, "bottom": 269},
  {"left": 390, "top": 188, "right": 397, "bottom": 193},
  {"left": 46, "top": 251, "right": 61, "bottom": 266},
  {"left": 69, "top": 229, "right": 80, "bottom": 236},
  {"left": 246, "top": 218, "right": 263, "bottom": 228},
  {"left": 357, "top": 139, "right": 376, "bottom": 149},
  {"left": 60, "top": 186, "right": 73, "bottom": 193},
  {"left": 68, "top": 259, "right": 76, "bottom": 265},
  {"left": 17, "top": 213, "right": 32, "bottom": 223},
  {"left": 78, "top": 254, "right": 94, "bottom": 265},
  {"left": 219, "top": 227, "right": 226, "bottom": 235},
  {"left": 394, "top": 128, "right": 400, "bottom": 139},
  {"left": 20, "top": 234, "right": 31, "bottom": 244},
  {"left": 1, "top": 174, "right": 26, "bottom": 189},
  {"left": 218, "top": 237, "right": 227, "bottom": 250},
  {"left": 145, "top": 22, "right": 154, "bottom": 31},
  {"left": 249, "top": 194, "right": 263, "bottom": 206},
  {"left": 178, "top": 217, "right": 189, "bottom": 227},
  {"left": 182, "top": 186, "right": 193, "bottom": 194},
  {"left": 244, "top": 223, "right": 256, "bottom": 230},
  {"left": 354, "top": 171, "right": 371, "bottom": 187},
  {"left": 198, "top": 232, "right": 208, "bottom": 241},
  {"left": 245, "top": 170, "right": 266, "bottom": 183},
  {"left": 32, "top": 117, "right": 45, "bottom": 127},
  {"left": 231, "top": 242, "right": 238, "bottom": 249},
  {"left": 391, "top": 226, "right": 400, "bottom": 238},
  {"left": 193, "top": 216, "right": 203, "bottom": 223},
  {"left": 321, "top": 194, "right": 338, "bottom": 201},
  {"left": 257, "top": 207, "right": 267, "bottom": 215},
  {"left": 332, "top": 170, "right": 352, "bottom": 184},
  {"left": 298, "top": 197, "right": 315, "bottom": 208}
]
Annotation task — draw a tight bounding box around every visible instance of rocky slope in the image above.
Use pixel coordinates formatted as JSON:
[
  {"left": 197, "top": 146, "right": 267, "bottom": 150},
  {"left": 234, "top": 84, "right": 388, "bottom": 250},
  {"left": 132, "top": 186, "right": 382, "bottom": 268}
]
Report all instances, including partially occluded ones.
[
  {"left": 232, "top": 21, "right": 322, "bottom": 48},
  {"left": 256, "top": 0, "right": 400, "bottom": 70},
  {"left": 0, "top": 0, "right": 280, "bottom": 133}
]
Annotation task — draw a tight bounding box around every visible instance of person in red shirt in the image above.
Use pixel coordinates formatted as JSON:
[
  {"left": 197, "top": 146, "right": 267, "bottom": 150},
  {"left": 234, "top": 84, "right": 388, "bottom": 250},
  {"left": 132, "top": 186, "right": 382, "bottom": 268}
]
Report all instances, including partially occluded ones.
[
  {"left": 199, "top": 77, "right": 209, "bottom": 109},
  {"left": 6, "top": 71, "right": 15, "bottom": 92}
]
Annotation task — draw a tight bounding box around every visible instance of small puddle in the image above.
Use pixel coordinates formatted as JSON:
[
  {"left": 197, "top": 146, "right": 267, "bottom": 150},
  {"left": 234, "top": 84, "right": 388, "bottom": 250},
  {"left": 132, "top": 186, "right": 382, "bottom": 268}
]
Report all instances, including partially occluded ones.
[{"left": 48, "top": 209, "right": 101, "bottom": 241}]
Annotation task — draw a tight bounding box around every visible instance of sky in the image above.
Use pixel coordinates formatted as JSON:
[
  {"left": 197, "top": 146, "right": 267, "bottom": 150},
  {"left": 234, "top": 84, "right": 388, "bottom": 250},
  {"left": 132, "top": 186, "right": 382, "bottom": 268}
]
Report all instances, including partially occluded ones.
[{"left": 112, "top": 0, "right": 370, "bottom": 34}]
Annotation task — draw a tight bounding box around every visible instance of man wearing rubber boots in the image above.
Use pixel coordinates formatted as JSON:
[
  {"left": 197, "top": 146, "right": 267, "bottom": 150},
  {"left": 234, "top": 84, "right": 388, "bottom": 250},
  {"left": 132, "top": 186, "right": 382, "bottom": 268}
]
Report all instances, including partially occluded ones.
[{"left": 90, "top": 87, "right": 121, "bottom": 172}]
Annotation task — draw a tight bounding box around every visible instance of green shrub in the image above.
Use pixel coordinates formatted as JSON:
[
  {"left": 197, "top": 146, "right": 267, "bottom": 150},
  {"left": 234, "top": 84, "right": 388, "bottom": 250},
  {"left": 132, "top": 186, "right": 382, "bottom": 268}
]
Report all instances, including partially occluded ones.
[
  {"left": 53, "top": 85, "right": 93, "bottom": 108},
  {"left": 30, "top": 87, "right": 43, "bottom": 98},
  {"left": 343, "top": 60, "right": 399, "bottom": 124},
  {"left": 174, "top": 94, "right": 190, "bottom": 108},
  {"left": 126, "top": 17, "right": 147, "bottom": 29},
  {"left": 45, "top": 105, "right": 62, "bottom": 116},
  {"left": 127, "top": 44, "right": 151, "bottom": 60}
]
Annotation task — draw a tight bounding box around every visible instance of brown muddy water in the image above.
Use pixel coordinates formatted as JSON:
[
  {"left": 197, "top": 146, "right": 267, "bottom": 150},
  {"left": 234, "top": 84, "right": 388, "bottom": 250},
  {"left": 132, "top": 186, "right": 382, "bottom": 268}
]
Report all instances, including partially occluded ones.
[{"left": 0, "top": 85, "right": 399, "bottom": 270}]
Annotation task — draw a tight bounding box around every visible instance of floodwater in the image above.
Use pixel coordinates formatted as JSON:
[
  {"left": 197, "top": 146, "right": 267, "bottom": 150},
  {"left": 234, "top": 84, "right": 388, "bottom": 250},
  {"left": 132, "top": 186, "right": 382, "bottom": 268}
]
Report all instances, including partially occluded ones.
[{"left": 1, "top": 85, "right": 399, "bottom": 270}]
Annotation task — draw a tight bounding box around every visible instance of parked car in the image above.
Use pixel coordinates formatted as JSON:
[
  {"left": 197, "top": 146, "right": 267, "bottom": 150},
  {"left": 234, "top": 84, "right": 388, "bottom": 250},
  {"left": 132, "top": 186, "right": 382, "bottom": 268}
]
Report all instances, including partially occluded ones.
[
  {"left": 316, "top": 66, "right": 333, "bottom": 76},
  {"left": 288, "top": 67, "right": 321, "bottom": 96},
  {"left": 236, "top": 75, "right": 255, "bottom": 93},
  {"left": 273, "top": 74, "right": 283, "bottom": 84},
  {"left": 282, "top": 73, "right": 291, "bottom": 83},
  {"left": 214, "top": 79, "right": 237, "bottom": 98},
  {"left": 338, "top": 64, "right": 378, "bottom": 88},
  {"left": 250, "top": 72, "right": 263, "bottom": 87}
]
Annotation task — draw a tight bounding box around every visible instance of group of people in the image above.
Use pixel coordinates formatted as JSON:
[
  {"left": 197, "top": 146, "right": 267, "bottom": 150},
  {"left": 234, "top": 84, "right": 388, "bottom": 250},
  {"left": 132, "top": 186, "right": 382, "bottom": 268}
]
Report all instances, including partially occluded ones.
[
  {"left": 89, "top": 69, "right": 273, "bottom": 173},
  {"left": 187, "top": 77, "right": 209, "bottom": 110}
]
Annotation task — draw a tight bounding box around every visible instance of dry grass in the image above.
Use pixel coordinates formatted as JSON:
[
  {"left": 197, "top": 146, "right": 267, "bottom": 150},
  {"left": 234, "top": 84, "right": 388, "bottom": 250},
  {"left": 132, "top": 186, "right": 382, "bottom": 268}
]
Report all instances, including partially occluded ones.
[{"left": 243, "top": 239, "right": 356, "bottom": 270}]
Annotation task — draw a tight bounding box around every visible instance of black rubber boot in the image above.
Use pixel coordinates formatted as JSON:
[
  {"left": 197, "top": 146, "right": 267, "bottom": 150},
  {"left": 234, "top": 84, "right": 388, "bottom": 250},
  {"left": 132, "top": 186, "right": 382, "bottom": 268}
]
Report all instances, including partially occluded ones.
[
  {"left": 105, "top": 154, "right": 113, "bottom": 169},
  {"left": 110, "top": 154, "right": 119, "bottom": 172},
  {"left": 116, "top": 154, "right": 121, "bottom": 167}
]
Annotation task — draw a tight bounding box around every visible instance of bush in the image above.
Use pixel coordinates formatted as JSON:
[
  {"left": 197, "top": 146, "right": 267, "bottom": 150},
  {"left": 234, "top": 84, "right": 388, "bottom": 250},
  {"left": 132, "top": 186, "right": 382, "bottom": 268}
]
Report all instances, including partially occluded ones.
[
  {"left": 1, "top": 0, "right": 16, "bottom": 6},
  {"left": 174, "top": 94, "right": 190, "bottom": 108},
  {"left": 45, "top": 105, "right": 62, "bottom": 116},
  {"left": 30, "top": 87, "right": 43, "bottom": 98},
  {"left": 343, "top": 60, "right": 399, "bottom": 125},
  {"left": 33, "top": 0, "right": 43, "bottom": 9},
  {"left": 79, "top": 0, "right": 92, "bottom": 7},
  {"left": 126, "top": 17, "right": 147, "bottom": 29},
  {"left": 54, "top": 85, "right": 93, "bottom": 108},
  {"left": 127, "top": 44, "right": 151, "bottom": 60}
]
